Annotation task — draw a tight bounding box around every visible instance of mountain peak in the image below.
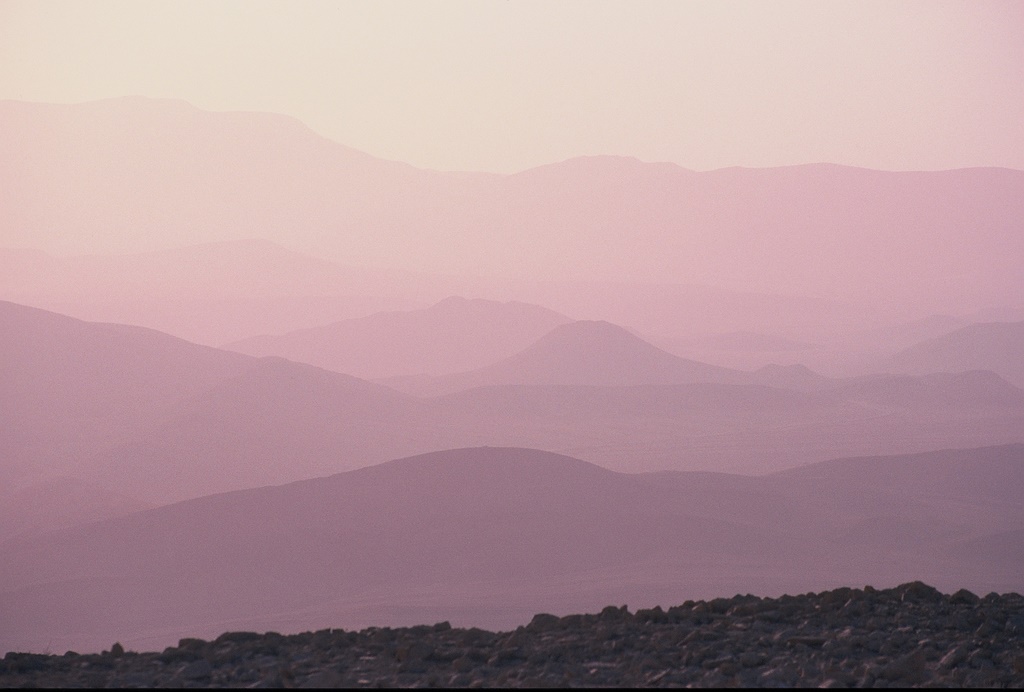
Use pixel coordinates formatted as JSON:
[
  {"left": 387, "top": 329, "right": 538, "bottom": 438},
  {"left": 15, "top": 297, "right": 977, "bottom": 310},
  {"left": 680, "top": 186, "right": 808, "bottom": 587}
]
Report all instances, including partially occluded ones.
[{"left": 418, "top": 319, "right": 748, "bottom": 393}]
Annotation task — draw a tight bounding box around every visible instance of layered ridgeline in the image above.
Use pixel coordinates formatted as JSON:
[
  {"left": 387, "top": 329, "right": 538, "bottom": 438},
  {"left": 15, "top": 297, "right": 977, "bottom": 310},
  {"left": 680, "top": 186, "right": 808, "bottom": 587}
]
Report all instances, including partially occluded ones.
[
  {"left": 5, "top": 300, "right": 1024, "bottom": 515},
  {"left": 0, "top": 241, "right": 879, "bottom": 355},
  {"left": 226, "top": 297, "right": 573, "bottom": 379},
  {"left": 3, "top": 98, "right": 1024, "bottom": 319},
  {"left": 1, "top": 445, "right": 1022, "bottom": 655},
  {"left": 0, "top": 240, "right": 422, "bottom": 346},
  {"left": 0, "top": 300, "right": 452, "bottom": 507}
]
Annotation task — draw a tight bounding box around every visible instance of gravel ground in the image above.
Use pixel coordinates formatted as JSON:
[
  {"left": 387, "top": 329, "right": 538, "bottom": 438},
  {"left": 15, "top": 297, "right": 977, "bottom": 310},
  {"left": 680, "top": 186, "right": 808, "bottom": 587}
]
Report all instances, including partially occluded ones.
[{"left": 3, "top": 582, "right": 1023, "bottom": 688}]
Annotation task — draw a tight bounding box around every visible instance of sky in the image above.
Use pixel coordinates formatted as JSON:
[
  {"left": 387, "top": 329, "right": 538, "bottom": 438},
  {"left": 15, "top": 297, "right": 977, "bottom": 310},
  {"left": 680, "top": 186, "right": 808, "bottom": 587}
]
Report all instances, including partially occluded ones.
[{"left": 1, "top": 0, "right": 1023, "bottom": 173}]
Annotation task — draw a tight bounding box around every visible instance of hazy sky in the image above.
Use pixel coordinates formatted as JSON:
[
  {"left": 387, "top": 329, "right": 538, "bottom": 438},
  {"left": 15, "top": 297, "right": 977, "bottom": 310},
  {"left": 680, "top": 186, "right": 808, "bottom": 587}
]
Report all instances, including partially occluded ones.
[{"left": 1, "top": 0, "right": 1022, "bottom": 173}]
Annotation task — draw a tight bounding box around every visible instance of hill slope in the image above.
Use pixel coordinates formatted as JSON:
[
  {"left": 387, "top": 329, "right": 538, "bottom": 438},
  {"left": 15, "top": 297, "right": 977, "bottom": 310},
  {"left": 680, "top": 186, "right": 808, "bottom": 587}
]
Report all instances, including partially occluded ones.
[{"left": 2, "top": 444, "right": 1021, "bottom": 654}]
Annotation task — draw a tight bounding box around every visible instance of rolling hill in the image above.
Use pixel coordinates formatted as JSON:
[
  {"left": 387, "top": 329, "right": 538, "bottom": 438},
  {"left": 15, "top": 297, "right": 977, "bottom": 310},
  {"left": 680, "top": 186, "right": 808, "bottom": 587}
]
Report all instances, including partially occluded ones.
[{"left": 2, "top": 444, "right": 1020, "bottom": 655}]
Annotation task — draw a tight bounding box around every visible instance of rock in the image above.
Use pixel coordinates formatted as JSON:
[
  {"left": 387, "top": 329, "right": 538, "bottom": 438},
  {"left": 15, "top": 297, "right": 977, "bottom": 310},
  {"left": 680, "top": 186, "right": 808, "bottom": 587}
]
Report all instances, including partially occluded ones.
[
  {"left": 527, "top": 613, "right": 560, "bottom": 632},
  {"left": 250, "top": 673, "right": 284, "bottom": 688},
  {"left": 299, "top": 669, "right": 345, "bottom": 688},
  {"left": 178, "top": 659, "right": 213, "bottom": 680},
  {"left": 216, "top": 631, "right": 263, "bottom": 644},
  {"left": 3, "top": 583, "right": 1024, "bottom": 688},
  {"left": 738, "top": 651, "right": 767, "bottom": 667},
  {"left": 118, "top": 672, "right": 156, "bottom": 686},
  {"left": 394, "top": 641, "right": 433, "bottom": 663},
  {"left": 950, "top": 588, "right": 980, "bottom": 605},
  {"left": 937, "top": 646, "right": 966, "bottom": 667},
  {"left": 898, "top": 581, "right": 944, "bottom": 603},
  {"left": 599, "top": 605, "right": 630, "bottom": 622},
  {"left": 880, "top": 650, "right": 928, "bottom": 684}
]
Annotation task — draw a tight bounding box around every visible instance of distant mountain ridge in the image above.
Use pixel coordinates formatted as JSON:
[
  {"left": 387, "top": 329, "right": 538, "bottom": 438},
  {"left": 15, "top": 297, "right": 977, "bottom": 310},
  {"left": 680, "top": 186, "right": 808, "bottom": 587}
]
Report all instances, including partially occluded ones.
[
  {"left": 226, "top": 297, "right": 573, "bottom": 379},
  {"left": 0, "top": 240, "right": 425, "bottom": 345},
  {"left": 403, "top": 320, "right": 751, "bottom": 395},
  {"left": 6, "top": 300, "right": 1024, "bottom": 504},
  {"left": 3, "top": 98, "right": 1023, "bottom": 316},
  {"left": 886, "top": 321, "right": 1024, "bottom": 388}
]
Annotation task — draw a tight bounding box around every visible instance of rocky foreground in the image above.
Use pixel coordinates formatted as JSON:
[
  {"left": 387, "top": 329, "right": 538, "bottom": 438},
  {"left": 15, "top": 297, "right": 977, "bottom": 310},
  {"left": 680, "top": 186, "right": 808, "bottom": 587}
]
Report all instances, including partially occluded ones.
[{"left": 3, "top": 582, "right": 1024, "bottom": 688}]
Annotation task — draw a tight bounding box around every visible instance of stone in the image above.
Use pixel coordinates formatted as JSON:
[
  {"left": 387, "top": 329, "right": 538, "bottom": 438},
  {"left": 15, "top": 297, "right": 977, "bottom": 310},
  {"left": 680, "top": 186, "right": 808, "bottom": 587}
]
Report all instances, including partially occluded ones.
[
  {"left": 527, "top": 613, "right": 560, "bottom": 632},
  {"left": 3, "top": 583, "right": 1024, "bottom": 689},
  {"left": 215, "top": 631, "right": 263, "bottom": 644},
  {"left": 299, "top": 669, "right": 345, "bottom": 688},
  {"left": 117, "top": 672, "right": 156, "bottom": 687},
  {"left": 949, "top": 589, "right": 980, "bottom": 605},
  {"left": 879, "top": 650, "right": 928, "bottom": 684},
  {"left": 178, "top": 659, "right": 213, "bottom": 680}
]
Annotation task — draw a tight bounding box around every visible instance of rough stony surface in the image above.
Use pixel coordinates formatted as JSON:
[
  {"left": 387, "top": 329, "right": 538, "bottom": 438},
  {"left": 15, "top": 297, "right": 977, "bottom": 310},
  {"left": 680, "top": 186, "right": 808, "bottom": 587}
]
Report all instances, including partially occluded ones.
[{"left": 3, "top": 582, "right": 1024, "bottom": 688}]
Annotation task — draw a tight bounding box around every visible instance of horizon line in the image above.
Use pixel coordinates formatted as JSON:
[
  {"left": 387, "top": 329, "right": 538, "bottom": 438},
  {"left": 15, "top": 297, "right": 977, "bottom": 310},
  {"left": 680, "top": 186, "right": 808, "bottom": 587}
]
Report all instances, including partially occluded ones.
[{"left": 5, "top": 95, "right": 1024, "bottom": 177}]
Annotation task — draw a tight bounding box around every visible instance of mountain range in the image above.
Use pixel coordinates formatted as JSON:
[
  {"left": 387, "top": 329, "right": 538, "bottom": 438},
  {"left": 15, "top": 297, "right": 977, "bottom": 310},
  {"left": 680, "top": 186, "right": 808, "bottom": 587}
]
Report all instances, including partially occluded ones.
[
  {"left": 5, "top": 299, "right": 1024, "bottom": 507},
  {"left": 226, "top": 296, "right": 572, "bottom": 379},
  {"left": 3, "top": 97, "right": 1024, "bottom": 318},
  {"left": 3, "top": 96, "right": 1023, "bottom": 658},
  {"left": 885, "top": 321, "right": 1024, "bottom": 388}
]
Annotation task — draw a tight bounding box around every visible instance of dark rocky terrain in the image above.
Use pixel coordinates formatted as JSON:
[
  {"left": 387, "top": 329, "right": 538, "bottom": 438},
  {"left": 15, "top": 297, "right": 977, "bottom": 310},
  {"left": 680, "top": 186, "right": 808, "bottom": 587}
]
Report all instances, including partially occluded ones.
[{"left": 3, "top": 582, "right": 1023, "bottom": 688}]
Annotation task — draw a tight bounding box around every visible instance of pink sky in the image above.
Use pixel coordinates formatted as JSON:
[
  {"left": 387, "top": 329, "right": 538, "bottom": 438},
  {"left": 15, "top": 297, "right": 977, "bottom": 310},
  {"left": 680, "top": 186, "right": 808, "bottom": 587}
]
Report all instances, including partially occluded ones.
[{"left": 1, "top": 0, "right": 1022, "bottom": 173}]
